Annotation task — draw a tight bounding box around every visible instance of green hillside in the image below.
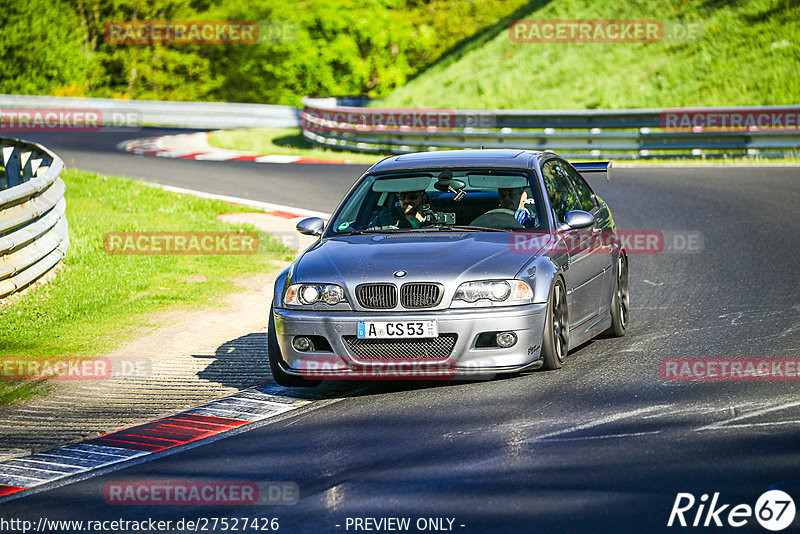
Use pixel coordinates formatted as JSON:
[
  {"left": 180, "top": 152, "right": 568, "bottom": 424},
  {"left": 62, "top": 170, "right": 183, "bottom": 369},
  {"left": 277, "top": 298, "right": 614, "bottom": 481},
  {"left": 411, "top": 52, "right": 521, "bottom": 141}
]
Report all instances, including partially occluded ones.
[{"left": 380, "top": 0, "right": 800, "bottom": 109}]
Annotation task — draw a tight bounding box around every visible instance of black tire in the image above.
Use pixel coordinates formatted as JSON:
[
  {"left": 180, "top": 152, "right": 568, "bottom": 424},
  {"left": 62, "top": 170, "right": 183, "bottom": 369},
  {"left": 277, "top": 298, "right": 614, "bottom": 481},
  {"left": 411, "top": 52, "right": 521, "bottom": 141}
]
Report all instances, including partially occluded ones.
[
  {"left": 268, "top": 306, "right": 321, "bottom": 387},
  {"left": 605, "top": 254, "right": 629, "bottom": 338},
  {"left": 541, "top": 279, "right": 569, "bottom": 370}
]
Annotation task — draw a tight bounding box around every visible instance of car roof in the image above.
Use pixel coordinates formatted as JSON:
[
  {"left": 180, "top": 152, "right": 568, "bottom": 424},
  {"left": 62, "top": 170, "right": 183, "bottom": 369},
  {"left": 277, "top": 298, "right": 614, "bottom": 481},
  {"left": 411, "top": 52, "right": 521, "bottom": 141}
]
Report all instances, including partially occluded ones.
[{"left": 368, "top": 149, "right": 547, "bottom": 172}]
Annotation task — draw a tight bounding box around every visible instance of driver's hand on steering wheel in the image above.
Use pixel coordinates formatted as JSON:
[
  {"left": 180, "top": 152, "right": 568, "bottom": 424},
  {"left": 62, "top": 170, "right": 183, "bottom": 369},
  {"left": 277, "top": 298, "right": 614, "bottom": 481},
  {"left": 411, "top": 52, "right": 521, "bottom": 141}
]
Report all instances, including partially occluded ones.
[{"left": 515, "top": 209, "right": 534, "bottom": 227}]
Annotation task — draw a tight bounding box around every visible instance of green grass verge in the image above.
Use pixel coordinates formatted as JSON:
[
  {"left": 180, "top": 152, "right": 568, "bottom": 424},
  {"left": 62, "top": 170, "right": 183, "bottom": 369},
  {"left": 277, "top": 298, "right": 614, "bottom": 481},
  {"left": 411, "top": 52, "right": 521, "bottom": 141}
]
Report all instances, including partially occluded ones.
[
  {"left": 206, "top": 128, "right": 386, "bottom": 165},
  {"left": 0, "top": 169, "right": 294, "bottom": 406},
  {"left": 380, "top": 0, "right": 800, "bottom": 109}
]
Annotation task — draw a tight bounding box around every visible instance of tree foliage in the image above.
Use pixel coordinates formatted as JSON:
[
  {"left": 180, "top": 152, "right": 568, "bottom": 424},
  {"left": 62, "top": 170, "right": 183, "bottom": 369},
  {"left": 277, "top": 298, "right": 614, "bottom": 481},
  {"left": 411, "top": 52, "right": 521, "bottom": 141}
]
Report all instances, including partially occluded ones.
[
  {"left": 0, "top": 0, "right": 532, "bottom": 104},
  {"left": 0, "top": 0, "right": 95, "bottom": 96}
]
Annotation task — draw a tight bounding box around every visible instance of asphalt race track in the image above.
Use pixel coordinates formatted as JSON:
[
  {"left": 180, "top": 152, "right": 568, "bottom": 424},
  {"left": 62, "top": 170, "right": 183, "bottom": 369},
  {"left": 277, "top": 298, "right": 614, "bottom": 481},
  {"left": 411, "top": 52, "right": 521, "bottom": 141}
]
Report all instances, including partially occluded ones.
[
  {"left": 3, "top": 129, "right": 800, "bottom": 533},
  {"left": 18, "top": 128, "right": 367, "bottom": 213}
]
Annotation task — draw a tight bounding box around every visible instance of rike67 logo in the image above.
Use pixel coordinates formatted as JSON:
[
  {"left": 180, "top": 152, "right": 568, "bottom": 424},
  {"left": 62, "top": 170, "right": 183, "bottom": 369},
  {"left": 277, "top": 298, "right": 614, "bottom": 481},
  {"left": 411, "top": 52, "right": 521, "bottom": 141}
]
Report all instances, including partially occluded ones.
[{"left": 668, "top": 490, "right": 796, "bottom": 531}]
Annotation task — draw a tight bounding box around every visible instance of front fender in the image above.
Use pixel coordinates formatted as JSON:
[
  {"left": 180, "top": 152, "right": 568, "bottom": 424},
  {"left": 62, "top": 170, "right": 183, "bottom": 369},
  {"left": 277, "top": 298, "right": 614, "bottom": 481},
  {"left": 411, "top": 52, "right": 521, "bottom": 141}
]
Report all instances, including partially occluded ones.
[
  {"left": 516, "top": 255, "right": 561, "bottom": 304},
  {"left": 272, "top": 266, "right": 292, "bottom": 309}
]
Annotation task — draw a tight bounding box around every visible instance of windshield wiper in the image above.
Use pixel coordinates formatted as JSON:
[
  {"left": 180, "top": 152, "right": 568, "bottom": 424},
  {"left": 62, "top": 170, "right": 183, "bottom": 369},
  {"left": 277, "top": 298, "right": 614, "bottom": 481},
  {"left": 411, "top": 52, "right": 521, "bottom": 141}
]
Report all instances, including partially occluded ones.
[
  {"left": 335, "top": 228, "right": 402, "bottom": 236},
  {"left": 434, "top": 225, "right": 511, "bottom": 232},
  {"left": 337, "top": 225, "right": 511, "bottom": 235}
]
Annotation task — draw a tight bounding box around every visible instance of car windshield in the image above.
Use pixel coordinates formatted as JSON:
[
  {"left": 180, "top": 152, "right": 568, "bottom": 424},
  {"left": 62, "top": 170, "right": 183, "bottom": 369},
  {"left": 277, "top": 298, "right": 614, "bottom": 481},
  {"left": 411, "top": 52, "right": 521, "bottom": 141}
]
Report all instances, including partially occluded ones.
[{"left": 327, "top": 168, "right": 547, "bottom": 235}]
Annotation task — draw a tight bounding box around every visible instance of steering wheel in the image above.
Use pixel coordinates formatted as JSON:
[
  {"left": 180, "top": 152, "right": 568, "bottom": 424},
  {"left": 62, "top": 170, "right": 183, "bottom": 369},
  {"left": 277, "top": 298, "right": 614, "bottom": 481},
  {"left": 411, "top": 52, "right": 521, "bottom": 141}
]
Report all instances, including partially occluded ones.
[{"left": 470, "top": 208, "right": 524, "bottom": 229}]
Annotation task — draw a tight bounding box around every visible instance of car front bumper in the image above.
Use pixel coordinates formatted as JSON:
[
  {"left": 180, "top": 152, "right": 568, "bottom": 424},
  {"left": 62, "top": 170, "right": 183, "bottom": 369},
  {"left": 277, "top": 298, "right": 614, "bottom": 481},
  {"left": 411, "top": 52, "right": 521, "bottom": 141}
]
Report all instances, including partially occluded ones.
[{"left": 272, "top": 303, "right": 548, "bottom": 379}]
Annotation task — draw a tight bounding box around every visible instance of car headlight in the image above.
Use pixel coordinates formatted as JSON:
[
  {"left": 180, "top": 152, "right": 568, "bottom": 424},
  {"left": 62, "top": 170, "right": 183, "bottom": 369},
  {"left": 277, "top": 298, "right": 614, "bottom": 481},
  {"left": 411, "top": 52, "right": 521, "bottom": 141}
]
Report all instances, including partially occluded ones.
[
  {"left": 452, "top": 280, "right": 532, "bottom": 307},
  {"left": 284, "top": 284, "right": 347, "bottom": 305}
]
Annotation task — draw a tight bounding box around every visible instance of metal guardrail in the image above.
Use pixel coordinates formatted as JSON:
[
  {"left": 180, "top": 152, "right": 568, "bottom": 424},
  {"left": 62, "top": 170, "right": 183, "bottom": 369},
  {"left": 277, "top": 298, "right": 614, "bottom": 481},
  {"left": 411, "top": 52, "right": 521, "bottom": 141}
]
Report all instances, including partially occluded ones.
[
  {"left": 3, "top": 95, "right": 797, "bottom": 158},
  {"left": 300, "top": 99, "right": 800, "bottom": 159},
  {"left": 0, "top": 94, "right": 300, "bottom": 129},
  {"left": 0, "top": 138, "right": 68, "bottom": 299}
]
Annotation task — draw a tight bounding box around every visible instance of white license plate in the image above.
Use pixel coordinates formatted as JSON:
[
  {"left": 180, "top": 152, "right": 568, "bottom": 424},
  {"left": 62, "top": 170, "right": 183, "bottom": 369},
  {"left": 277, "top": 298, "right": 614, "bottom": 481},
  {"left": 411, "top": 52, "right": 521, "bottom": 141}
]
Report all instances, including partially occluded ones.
[{"left": 357, "top": 320, "right": 438, "bottom": 339}]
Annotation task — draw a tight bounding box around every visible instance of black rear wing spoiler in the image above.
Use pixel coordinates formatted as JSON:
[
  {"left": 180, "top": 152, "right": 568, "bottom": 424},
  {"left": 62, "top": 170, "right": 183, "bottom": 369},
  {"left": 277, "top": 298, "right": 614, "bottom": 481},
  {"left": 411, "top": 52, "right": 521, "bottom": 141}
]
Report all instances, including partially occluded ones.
[{"left": 573, "top": 161, "right": 613, "bottom": 182}]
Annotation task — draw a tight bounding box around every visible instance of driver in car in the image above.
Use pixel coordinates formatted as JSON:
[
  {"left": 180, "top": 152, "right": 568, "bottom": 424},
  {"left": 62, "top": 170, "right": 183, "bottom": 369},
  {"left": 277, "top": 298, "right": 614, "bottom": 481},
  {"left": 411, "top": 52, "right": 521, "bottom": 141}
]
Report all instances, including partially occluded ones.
[
  {"left": 471, "top": 187, "right": 537, "bottom": 228},
  {"left": 369, "top": 190, "right": 431, "bottom": 229},
  {"left": 498, "top": 187, "right": 536, "bottom": 227}
]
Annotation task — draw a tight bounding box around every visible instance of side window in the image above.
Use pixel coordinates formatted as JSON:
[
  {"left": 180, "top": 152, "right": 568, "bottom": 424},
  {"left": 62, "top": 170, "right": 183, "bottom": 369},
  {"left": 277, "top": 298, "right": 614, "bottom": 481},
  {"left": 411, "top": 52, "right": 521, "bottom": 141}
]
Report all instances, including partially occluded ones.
[
  {"left": 564, "top": 164, "right": 596, "bottom": 212},
  {"left": 541, "top": 160, "right": 581, "bottom": 222}
]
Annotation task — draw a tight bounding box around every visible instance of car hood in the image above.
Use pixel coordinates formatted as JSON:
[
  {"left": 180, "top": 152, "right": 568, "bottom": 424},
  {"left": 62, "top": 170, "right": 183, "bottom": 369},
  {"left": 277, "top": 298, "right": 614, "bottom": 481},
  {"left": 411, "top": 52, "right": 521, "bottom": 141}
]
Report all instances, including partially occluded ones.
[{"left": 294, "top": 232, "right": 549, "bottom": 285}]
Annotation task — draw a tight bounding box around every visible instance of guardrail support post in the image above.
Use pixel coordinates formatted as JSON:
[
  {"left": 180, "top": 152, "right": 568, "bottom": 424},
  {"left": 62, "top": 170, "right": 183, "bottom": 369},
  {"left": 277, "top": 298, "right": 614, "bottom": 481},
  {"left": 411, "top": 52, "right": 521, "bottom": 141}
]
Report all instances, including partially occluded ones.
[
  {"left": 19, "top": 150, "right": 31, "bottom": 181},
  {"left": 21, "top": 150, "right": 41, "bottom": 181},
  {"left": 2, "top": 146, "right": 22, "bottom": 187}
]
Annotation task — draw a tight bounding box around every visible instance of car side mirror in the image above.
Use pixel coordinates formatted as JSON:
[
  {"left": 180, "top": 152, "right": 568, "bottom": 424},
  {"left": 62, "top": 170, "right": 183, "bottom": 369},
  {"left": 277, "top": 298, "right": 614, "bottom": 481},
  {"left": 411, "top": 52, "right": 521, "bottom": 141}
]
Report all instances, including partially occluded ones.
[
  {"left": 296, "top": 217, "right": 325, "bottom": 236},
  {"left": 564, "top": 210, "right": 594, "bottom": 229}
]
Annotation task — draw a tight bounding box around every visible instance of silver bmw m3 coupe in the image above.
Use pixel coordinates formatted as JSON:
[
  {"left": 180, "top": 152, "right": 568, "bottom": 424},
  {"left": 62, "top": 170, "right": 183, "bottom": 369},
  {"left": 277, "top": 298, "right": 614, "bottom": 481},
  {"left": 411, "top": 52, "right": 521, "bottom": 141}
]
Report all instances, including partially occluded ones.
[{"left": 268, "top": 149, "right": 629, "bottom": 386}]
